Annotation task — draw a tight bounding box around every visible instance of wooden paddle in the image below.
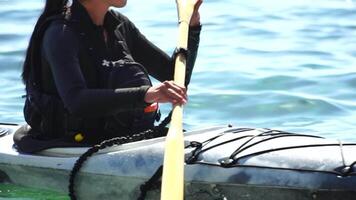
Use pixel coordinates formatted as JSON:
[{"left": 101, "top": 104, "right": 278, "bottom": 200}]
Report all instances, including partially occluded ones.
[{"left": 160, "top": 0, "right": 198, "bottom": 199}]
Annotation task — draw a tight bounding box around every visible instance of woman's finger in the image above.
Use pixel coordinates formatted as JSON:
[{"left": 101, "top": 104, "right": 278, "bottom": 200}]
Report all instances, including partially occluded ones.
[
  {"left": 194, "top": 0, "right": 203, "bottom": 12},
  {"left": 162, "top": 87, "right": 186, "bottom": 103},
  {"left": 163, "top": 81, "right": 186, "bottom": 96}
]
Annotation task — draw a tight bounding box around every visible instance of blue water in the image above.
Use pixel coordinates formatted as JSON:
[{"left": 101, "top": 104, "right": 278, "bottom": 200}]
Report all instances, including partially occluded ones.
[{"left": 0, "top": 0, "right": 356, "bottom": 198}]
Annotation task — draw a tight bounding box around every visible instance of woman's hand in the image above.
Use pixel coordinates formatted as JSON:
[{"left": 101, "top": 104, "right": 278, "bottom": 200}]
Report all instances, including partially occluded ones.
[
  {"left": 190, "top": 0, "right": 203, "bottom": 27},
  {"left": 144, "top": 81, "right": 187, "bottom": 105}
]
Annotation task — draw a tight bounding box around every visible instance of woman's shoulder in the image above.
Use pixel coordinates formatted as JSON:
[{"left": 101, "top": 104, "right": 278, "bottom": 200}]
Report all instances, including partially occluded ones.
[
  {"left": 43, "top": 20, "right": 78, "bottom": 42},
  {"left": 42, "top": 20, "right": 79, "bottom": 54},
  {"left": 107, "top": 9, "right": 133, "bottom": 25}
]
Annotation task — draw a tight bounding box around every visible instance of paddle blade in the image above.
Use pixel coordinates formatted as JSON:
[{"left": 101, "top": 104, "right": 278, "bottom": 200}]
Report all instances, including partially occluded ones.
[{"left": 160, "top": 119, "right": 185, "bottom": 200}]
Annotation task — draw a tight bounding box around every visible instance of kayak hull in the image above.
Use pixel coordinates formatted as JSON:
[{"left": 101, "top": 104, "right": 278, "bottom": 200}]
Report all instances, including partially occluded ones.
[
  {"left": 0, "top": 124, "right": 355, "bottom": 200},
  {"left": 2, "top": 163, "right": 356, "bottom": 200}
]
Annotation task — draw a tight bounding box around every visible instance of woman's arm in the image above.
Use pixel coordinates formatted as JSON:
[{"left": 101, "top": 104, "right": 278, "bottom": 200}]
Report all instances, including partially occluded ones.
[
  {"left": 42, "top": 23, "right": 149, "bottom": 117},
  {"left": 119, "top": 14, "right": 201, "bottom": 84}
]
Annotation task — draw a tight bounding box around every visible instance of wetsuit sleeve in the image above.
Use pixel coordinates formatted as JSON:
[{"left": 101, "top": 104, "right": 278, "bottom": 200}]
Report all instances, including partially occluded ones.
[
  {"left": 185, "top": 25, "right": 201, "bottom": 86},
  {"left": 123, "top": 18, "right": 201, "bottom": 85},
  {"left": 42, "top": 23, "right": 149, "bottom": 118}
]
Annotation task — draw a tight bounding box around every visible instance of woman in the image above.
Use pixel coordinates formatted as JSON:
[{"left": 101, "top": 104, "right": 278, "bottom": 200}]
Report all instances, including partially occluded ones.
[{"left": 16, "top": 0, "right": 202, "bottom": 152}]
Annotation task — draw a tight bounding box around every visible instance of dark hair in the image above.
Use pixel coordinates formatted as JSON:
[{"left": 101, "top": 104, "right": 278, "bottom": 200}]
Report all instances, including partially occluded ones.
[{"left": 22, "top": 0, "right": 68, "bottom": 84}]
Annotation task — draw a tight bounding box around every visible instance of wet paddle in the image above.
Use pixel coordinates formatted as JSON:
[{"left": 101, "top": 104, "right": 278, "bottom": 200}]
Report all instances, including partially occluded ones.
[{"left": 160, "top": 0, "right": 198, "bottom": 199}]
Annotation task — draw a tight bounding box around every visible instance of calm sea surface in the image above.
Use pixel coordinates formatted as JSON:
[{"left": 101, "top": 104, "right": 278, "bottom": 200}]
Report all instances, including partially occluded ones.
[{"left": 1, "top": 0, "right": 356, "bottom": 199}]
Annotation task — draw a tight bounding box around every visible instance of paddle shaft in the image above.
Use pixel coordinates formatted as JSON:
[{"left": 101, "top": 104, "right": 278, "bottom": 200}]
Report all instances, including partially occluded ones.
[{"left": 160, "top": 1, "right": 196, "bottom": 199}]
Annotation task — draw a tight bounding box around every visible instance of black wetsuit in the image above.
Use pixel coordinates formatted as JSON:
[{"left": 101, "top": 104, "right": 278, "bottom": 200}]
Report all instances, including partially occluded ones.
[
  {"left": 18, "top": 0, "right": 201, "bottom": 150},
  {"left": 42, "top": 2, "right": 200, "bottom": 117}
]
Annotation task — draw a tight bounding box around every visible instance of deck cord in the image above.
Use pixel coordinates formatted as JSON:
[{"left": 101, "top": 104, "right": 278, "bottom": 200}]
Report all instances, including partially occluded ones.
[
  {"left": 338, "top": 139, "right": 346, "bottom": 167},
  {"left": 68, "top": 111, "right": 172, "bottom": 200},
  {"left": 185, "top": 129, "right": 356, "bottom": 176},
  {"left": 69, "top": 126, "right": 356, "bottom": 199}
]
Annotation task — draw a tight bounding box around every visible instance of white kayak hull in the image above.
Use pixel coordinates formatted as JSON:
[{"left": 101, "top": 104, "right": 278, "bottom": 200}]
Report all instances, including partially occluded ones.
[{"left": 0, "top": 124, "right": 355, "bottom": 200}]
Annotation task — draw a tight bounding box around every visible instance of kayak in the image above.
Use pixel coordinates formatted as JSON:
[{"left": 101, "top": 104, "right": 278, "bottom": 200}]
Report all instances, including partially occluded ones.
[{"left": 0, "top": 123, "right": 356, "bottom": 200}]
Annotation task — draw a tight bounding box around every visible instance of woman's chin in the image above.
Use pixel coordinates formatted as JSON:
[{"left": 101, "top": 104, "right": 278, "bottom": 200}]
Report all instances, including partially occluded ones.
[{"left": 114, "top": 0, "right": 127, "bottom": 8}]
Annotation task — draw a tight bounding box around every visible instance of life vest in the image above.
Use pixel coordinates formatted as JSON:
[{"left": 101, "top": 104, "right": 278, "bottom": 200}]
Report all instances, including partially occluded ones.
[{"left": 23, "top": 11, "right": 159, "bottom": 145}]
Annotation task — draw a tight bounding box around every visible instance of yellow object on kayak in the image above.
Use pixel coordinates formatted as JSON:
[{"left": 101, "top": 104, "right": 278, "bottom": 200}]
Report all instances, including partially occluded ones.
[{"left": 74, "top": 133, "right": 84, "bottom": 142}]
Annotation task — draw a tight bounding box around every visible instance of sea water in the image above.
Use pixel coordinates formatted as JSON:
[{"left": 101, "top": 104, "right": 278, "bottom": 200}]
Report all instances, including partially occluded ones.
[{"left": 0, "top": 0, "right": 356, "bottom": 199}]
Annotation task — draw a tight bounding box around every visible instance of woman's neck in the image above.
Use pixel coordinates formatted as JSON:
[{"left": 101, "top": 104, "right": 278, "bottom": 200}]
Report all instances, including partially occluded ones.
[{"left": 79, "top": 0, "right": 109, "bottom": 26}]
